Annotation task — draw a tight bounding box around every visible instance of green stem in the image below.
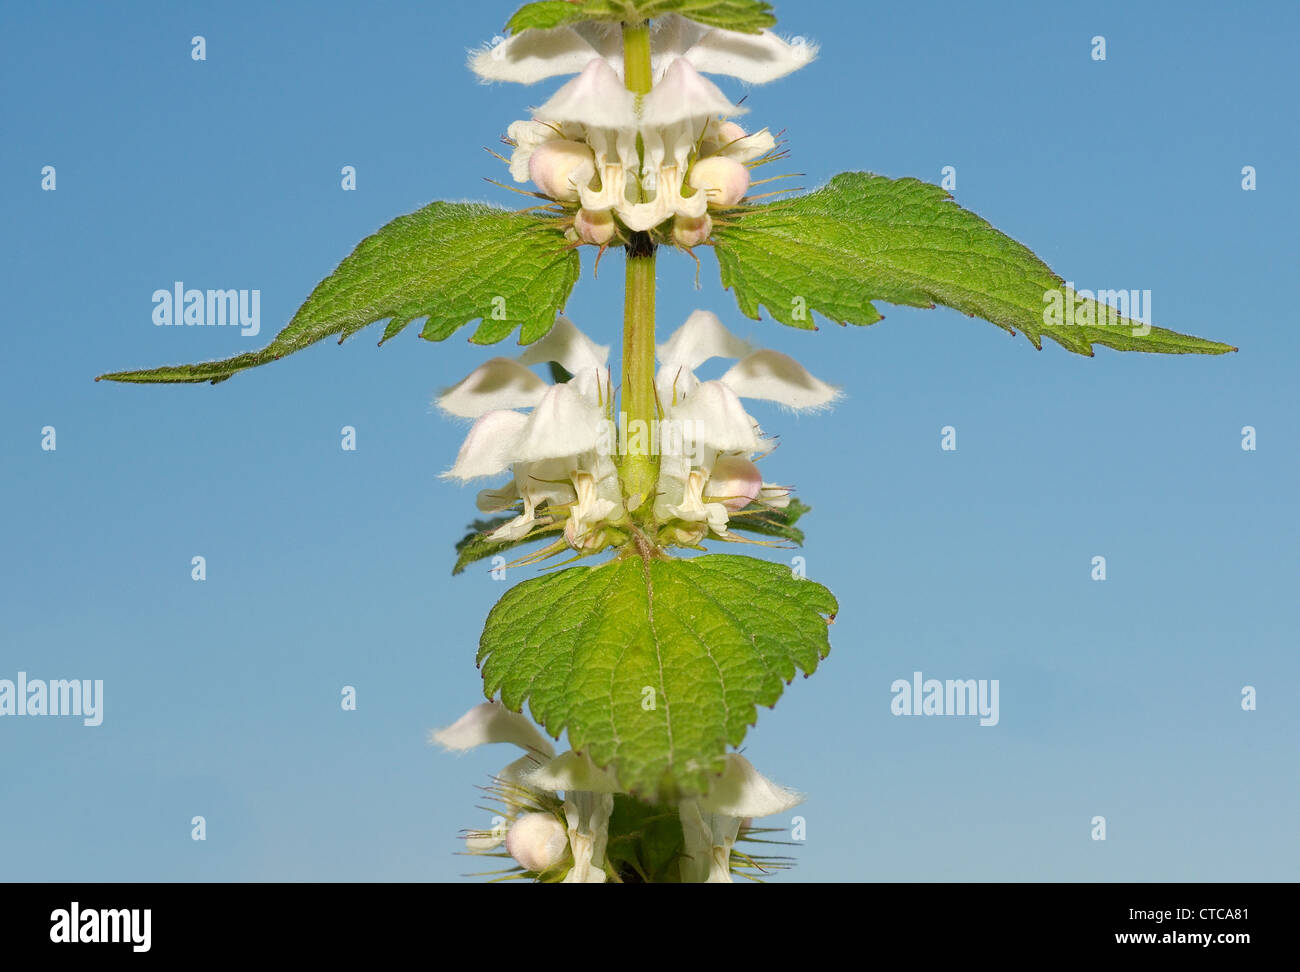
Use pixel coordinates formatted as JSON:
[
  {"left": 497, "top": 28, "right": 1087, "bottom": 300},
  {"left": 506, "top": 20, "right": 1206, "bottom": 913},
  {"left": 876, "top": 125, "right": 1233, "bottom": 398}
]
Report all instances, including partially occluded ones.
[
  {"left": 622, "top": 235, "right": 658, "bottom": 513},
  {"left": 619, "top": 21, "right": 658, "bottom": 517},
  {"left": 622, "top": 21, "right": 653, "bottom": 96}
]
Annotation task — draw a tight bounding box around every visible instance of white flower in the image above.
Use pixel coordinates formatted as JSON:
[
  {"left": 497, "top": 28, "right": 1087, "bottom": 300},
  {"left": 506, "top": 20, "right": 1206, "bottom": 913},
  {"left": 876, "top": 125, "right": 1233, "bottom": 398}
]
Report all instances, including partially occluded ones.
[
  {"left": 431, "top": 701, "right": 616, "bottom": 883},
  {"left": 440, "top": 313, "right": 834, "bottom": 551},
  {"left": 481, "top": 15, "right": 813, "bottom": 236},
  {"left": 521, "top": 57, "right": 748, "bottom": 233},
  {"left": 438, "top": 317, "right": 624, "bottom": 549},
  {"left": 532, "top": 749, "right": 801, "bottom": 884},
  {"left": 432, "top": 701, "right": 802, "bottom": 883},
  {"left": 678, "top": 754, "right": 803, "bottom": 883},
  {"left": 653, "top": 310, "right": 839, "bottom": 541},
  {"left": 470, "top": 15, "right": 817, "bottom": 87}
]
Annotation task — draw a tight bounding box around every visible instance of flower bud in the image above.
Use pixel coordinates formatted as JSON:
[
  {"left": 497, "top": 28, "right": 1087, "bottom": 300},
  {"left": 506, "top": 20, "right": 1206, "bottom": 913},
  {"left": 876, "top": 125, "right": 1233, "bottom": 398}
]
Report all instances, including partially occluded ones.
[
  {"left": 672, "top": 213, "right": 713, "bottom": 249},
  {"left": 706, "top": 455, "right": 763, "bottom": 512},
  {"left": 505, "top": 812, "right": 569, "bottom": 873},
  {"left": 529, "top": 140, "right": 596, "bottom": 202},
  {"left": 689, "top": 156, "right": 750, "bottom": 208},
  {"left": 717, "top": 121, "right": 749, "bottom": 146},
  {"left": 574, "top": 207, "right": 616, "bottom": 246},
  {"left": 661, "top": 522, "right": 708, "bottom": 547}
]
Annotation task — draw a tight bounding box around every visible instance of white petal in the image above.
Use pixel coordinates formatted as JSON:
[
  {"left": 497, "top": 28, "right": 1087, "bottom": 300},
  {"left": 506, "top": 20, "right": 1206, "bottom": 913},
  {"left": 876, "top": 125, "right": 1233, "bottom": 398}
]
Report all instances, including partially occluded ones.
[
  {"left": 443, "top": 409, "right": 529, "bottom": 481},
  {"left": 571, "top": 22, "right": 626, "bottom": 78},
  {"left": 498, "top": 752, "right": 548, "bottom": 787},
  {"left": 562, "top": 792, "right": 613, "bottom": 883},
  {"left": 721, "top": 349, "right": 841, "bottom": 410},
  {"left": 507, "top": 118, "right": 569, "bottom": 182},
  {"left": 657, "top": 415, "right": 705, "bottom": 467},
  {"left": 670, "top": 380, "right": 762, "bottom": 454},
  {"left": 513, "top": 384, "right": 605, "bottom": 463},
  {"left": 652, "top": 451, "right": 693, "bottom": 521},
  {"left": 515, "top": 457, "right": 579, "bottom": 509},
  {"left": 683, "top": 29, "right": 818, "bottom": 84},
  {"left": 663, "top": 468, "right": 708, "bottom": 524},
  {"left": 487, "top": 511, "right": 537, "bottom": 543},
  {"left": 430, "top": 701, "right": 556, "bottom": 759},
  {"left": 716, "top": 124, "right": 777, "bottom": 163},
  {"left": 699, "top": 753, "right": 803, "bottom": 818},
  {"left": 641, "top": 58, "right": 746, "bottom": 127},
  {"left": 655, "top": 362, "right": 700, "bottom": 410},
  {"left": 437, "top": 358, "right": 548, "bottom": 418},
  {"left": 706, "top": 454, "right": 763, "bottom": 512},
  {"left": 704, "top": 504, "right": 730, "bottom": 537},
  {"left": 658, "top": 310, "right": 752, "bottom": 371},
  {"left": 517, "top": 316, "right": 609, "bottom": 377},
  {"left": 706, "top": 814, "right": 742, "bottom": 883},
  {"left": 678, "top": 800, "right": 712, "bottom": 883},
  {"left": 758, "top": 482, "right": 791, "bottom": 509},
  {"left": 618, "top": 196, "right": 672, "bottom": 233},
  {"left": 678, "top": 800, "right": 740, "bottom": 883},
  {"left": 476, "top": 481, "right": 519, "bottom": 513},
  {"left": 465, "top": 831, "right": 505, "bottom": 853},
  {"left": 649, "top": 15, "right": 711, "bottom": 80},
  {"left": 523, "top": 750, "right": 622, "bottom": 793},
  {"left": 536, "top": 58, "right": 637, "bottom": 128},
  {"left": 469, "top": 27, "right": 602, "bottom": 85},
  {"left": 566, "top": 469, "right": 620, "bottom": 548}
]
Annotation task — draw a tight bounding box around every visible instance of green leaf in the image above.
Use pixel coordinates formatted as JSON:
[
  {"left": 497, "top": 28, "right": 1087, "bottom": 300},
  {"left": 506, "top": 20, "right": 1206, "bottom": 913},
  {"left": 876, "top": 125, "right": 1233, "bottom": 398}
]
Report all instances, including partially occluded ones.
[
  {"left": 727, "top": 498, "right": 811, "bottom": 545},
  {"left": 97, "top": 203, "right": 580, "bottom": 385},
  {"left": 713, "top": 172, "right": 1237, "bottom": 357},
  {"left": 478, "top": 552, "right": 838, "bottom": 800},
  {"left": 507, "top": 0, "right": 775, "bottom": 34}
]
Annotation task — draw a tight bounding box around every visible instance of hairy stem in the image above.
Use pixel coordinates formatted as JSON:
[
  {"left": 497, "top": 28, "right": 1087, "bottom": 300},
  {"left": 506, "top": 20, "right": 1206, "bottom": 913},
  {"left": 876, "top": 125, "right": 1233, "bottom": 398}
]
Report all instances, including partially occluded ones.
[
  {"left": 619, "top": 21, "right": 658, "bottom": 517},
  {"left": 621, "top": 235, "right": 658, "bottom": 515},
  {"left": 622, "top": 21, "right": 653, "bottom": 96}
]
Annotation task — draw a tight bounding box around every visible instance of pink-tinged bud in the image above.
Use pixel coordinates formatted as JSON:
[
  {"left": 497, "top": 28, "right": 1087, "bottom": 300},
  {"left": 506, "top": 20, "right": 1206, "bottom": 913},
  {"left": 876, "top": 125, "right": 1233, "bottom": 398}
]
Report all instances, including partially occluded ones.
[
  {"left": 689, "top": 156, "right": 750, "bottom": 208},
  {"left": 707, "top": 455, "right": 763, "bottom": 512},
  {"left": 529, "top": 140, "right": 596, "bottom": 202},
  {"left": 574, "top": 207, "right": 616, "bottom": 246},
  {"left": 505, "top": 812, "right": 569, "bottom": 873},
  {"left": 718, "top": 121, "right": 748, "bottom": 145},
  {"left": 672, "top": 213, "right": 713, "bottom": 249}
]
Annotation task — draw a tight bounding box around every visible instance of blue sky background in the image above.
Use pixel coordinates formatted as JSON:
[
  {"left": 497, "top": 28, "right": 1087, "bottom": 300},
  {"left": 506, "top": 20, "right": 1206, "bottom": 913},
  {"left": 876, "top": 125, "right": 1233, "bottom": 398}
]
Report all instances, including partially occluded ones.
[{"left": 2, "top": 0, "right": 1295, "bottom": 881}]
